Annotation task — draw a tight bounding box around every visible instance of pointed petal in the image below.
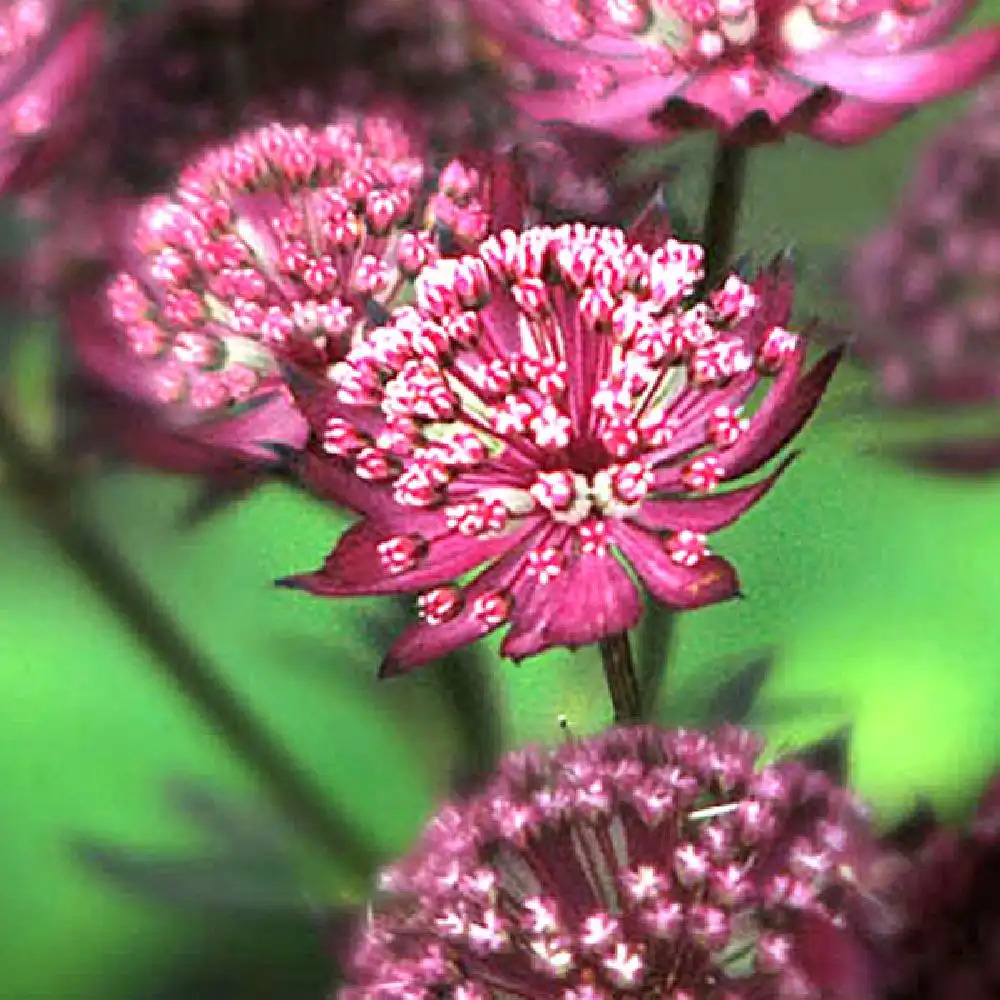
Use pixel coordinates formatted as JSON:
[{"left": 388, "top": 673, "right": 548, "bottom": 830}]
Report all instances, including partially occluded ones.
[
  {"left": 294, "top": 449, "right": 402, "bottom": 519},
  {"left": 672, "top": 64, "right": 813, "bottom": 130},
  {"left": 381, "top": 527, "right": 545, "bottom": 676},
  {"left": 279, "top": 515, "right": 541, "bottom": 597},
  {"left": 638, "top": 454, "right": 796, "bottom": 532},
  {"left": 283, "top": 366, "right": 381, "bottom": 438},
  {"left": 807, "top": 98, "right": 912, "bottom": 144},
  {"left": 613, "top": 521, "right": 740, "bottom": 610},
  {"left": 721, "top": 345, "right": 844, "bottom": 479},
  {"left": 515, "top": 74, "right": 682, "bottom": 136},
  {"left": 786, "top": 28, "right": 1000, "bottom": 105},
  {"left": 192, "top": 385, "right": 308, "bottom": 459},
  {"left": 500, "top": 551, "right": 642, "bottom": 660}
]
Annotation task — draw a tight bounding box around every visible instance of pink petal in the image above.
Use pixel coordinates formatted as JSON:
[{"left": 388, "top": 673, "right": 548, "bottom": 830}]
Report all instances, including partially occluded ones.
[
  {"left": 0, "top": 9, "right": 104, "bottom": 195},
  {"left": 515, "top": 74, "right": 683, "bottom": 135},
  {"left": 786, "top": 28, "right": 1000, "bottom": 105},
  {"left": 672, "top": 65, "right": 813, "bottom": 130},
  {"left": 637, "top": 454, "right": 796, "bottom": 532},
  {"left": 295, "top": 450, "right": 408, "bottom": 520},
  {"left": 191, "top": 386, "right": 308, "bottom": 460},
  {"left": 612, "top": 521, "right": 741, "bottom": 610},
  {"left": 278, "top": 516, "right": 540, "bottom": 597},
  {"left": 722, "top": 345, "right": 844, "bottom": 479},
  {"left": 807, "top": 98, "right": 911, "bottom": 143},
  {"left": 381, "top": 527, "right": 547, "bottom": 676},
  {"left": 500, "top": 550, "right": 642, "bottom": 660},
  {"left": 845, "top": 0, "right": 973, "bottom": 53}
]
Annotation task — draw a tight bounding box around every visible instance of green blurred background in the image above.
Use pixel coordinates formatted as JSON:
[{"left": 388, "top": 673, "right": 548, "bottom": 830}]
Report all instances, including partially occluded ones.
[{"left": 4, "top": 3, "right": 1000, "bottom": 997}]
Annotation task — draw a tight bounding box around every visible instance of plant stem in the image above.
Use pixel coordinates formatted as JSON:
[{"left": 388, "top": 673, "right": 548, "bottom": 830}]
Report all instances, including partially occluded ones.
[
  {"left": 599, "top": 632, "right": 642, "bottom": 724},
  {"left": 0, "top": 401, "right": 378, "bottom": 875},
  {"left": 700, "top": 138, "right": 749, "bottom": 290},
  {"left": 637, "top": 138, "right": 751, "bottom": 720},
  {"left": 637, "top": 597, "right": 678, "bottom": 719}
]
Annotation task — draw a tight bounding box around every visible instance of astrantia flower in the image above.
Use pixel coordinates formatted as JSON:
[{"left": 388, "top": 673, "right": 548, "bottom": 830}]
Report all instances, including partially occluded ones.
[
  {"left": 881, "top": 773, "right": 1000, "bottom": 999},
  {"left": 468, "top": 0, "right": 1000, "bottom": 145},
  {"left": 0, "top": 0, "right": 102, "bottom": 194},
  {"left": 282, "top": 222, "right": 841, "bottom": 674},
  {"left": 341, "top": 725, "right": 877, "bottom": 999},
  {"left": 98, "top": 117, "right": 491, "bottom": 464},
  {"left": 845, "top": 79, "right": 1000, "bottom": 472},
  {"left": 848, "top": 79, "right": 1000, "bottom": 408}
]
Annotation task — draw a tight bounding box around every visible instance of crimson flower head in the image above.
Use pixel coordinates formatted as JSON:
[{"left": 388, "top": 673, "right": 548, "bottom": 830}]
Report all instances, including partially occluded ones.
[
  {"left": 881, "top": 773, "right": 1000, "bottom": 1000},
  {"left": 341, "top": 725, "right": 878, "bottom": 999},
  {"left": 97, "top": 116, "right": 492, "bottom": 466},
  {"left": 282, "top": 218, "right": 841, "bottom": 674},
  {"left": 0, "top": 0, "right": 102, "bottom": 194},
  {"left": 468, "top": 0, "right": 1000, "bottom": 145}
]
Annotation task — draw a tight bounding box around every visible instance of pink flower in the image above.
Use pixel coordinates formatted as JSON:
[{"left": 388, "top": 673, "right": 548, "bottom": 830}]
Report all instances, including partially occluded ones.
[
  {"left": 467, "top": 0, "right": 1000, "bottom": 145},
  {"left": 281, "top": 219, "right": 841, "bottom": 674},
  {"left": 341, "top": 725, "right": 878, "bottom": 1000},
  {"left": 0, "top": 0, "right": 103, "bottom": 195},
  {"left": 97, "top": 117, "right": 491, "bottom": 467}
]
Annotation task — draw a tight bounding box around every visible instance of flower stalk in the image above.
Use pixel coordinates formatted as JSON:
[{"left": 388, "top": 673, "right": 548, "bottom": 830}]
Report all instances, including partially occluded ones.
[
  {"left": 0, "top": 399, "right": 378, "bottom": 875},
  {"left": 599, "top": 632, "right": 642, "bottom": 724},
  {"left": 701, "top": 138, "right": 749, "bottom": 291}
]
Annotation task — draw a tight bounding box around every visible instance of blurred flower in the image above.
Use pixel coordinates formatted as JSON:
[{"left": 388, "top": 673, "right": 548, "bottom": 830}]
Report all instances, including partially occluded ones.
[
  {"left": 880, "top": 772, "right": 1000, "bottom": 1000},
  {"left": 341, "top": 725, "right": 877, "bottom": 999},
  {"left": 282, "top": 221, "right": 840, "bottom": 674},
  {"left": 0, "top": 0, "right": 103, "bottom": 196},
  {"left": 96, "top": 118, "right": 496, "bottom": 467},
  {"left": 848, "top": 80, "right": 1000, "bottom": 409},
  {"left": 468, "top": 0, "right": 1000, "bottom": 145},
  {"left": 845, "top": 79, "right": 1000, "bottom": 472}
]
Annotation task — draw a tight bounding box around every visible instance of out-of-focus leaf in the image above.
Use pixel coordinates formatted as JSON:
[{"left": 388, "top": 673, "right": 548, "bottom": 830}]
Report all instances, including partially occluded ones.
[
  {"left": 76, "top": 843, "right": 309, "bottom": 915},
  {"left": 701, "top": 650, "right": 775, "bottom": 727},
  {"left": 162, "top": 779, "right": 291, "bottom": 855},
  {"left": 786, "top": 726, "right": 853, "bottom": 784},
  {"left": 880, "top": 437, "right": 1000, "bottom": 477},
  {"left": 881, "top": 799, "right": 939, "bottom": 851},
  {"left": 76, "top": 778, "right": 311, "bottom": 914}
]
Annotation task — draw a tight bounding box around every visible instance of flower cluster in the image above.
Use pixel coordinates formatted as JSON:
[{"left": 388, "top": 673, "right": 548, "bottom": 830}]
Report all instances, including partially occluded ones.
[
  {"left": 880, "top": 774, "right": 1000, "bottom": 1000},
  {"left": 97, "top": 116, "right": 491, "bottom": 463},
  {"left": 341, "top": 725, "right": 877, "bottom": 1000},
  {"left": 468, "top": 0, "right": 1000, "bottom": 144},
  {"left": 848, "top": 78, "right": 1000, "bottom": 411},
  {"left": 284, "top": 221, "right": 840, "bottom": 672}
]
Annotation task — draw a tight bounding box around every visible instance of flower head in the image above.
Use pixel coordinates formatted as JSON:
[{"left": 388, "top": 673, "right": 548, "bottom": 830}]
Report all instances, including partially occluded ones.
[
  {"left": 341, "top": 725, "right": 877, "bottom": 999},
  {"left": 469, "top": 0, "right": 1000, "bottom": 144},
  {"left": 881, "top": 772, "right": 1000, "bottom": 1000},
  {"left": 283, "top": 221, "right": 841, "bottom": 673},
  {"left": 844, "top": 79, "right": 1000, "bottom": 472},
  {"left": 0, "top": 0, "right": 102, "bottom": 194},
  {"left": 99, "top": 116, "right": 491, "bottom": 463},
  {"left": 848, "top": 79, "right": 1000, "bottom": 408}
]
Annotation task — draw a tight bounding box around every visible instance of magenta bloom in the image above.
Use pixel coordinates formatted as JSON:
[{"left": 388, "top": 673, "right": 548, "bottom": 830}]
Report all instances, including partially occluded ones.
[
  {"left": 0, "top": 0, "right": 103, "bottom": 195},
  {"left": 468, "top": 0, "right": 1000, "bottom": 144},
  {"left": 341, "top": 725, "right": 878, "bottom": 999},
  {"left": 99, "top": 117, "right": 491, "bottom": 466},
  {"left": 875, "top": 773, "right": 1000, "bottom": 1000},
  {"left": 282, "top": 220, "right": 841, "bottom": 674}
]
